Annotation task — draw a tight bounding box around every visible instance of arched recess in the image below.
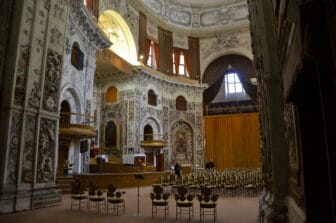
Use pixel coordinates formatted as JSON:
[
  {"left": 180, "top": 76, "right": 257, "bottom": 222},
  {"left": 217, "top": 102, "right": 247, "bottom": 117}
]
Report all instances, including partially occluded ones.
[
  {"left": 98, "top": 10, "right": 137, "bottom": 64},
  {"left": 60, "top": 88, "right": 82, "bottom": 123},
  {"left": 144, "top": 125, "right": 153, "bottom": 140},
  {"left": 141, "top": 117, "right": 162, "bottom": 140},
  {"left": 105, "top": 121, "right": 117, "bottom": 148},
  {"left": 60, "top": 101, "right": 71, "bottom": 127},
  {"left": 148, "top": 89, "right": 157, "bottom": 106},
  {"left": 170, "top": 121, "right": 194, "bottom": 163},
  {"left": 105, "top": 85, "right": 118, "bottom": 103},
  {"left": 176, "top": 95, "right": 187, "bottom": 111},
  {"left": 202, "top": 54, "right": 257, "bottom": 105}
]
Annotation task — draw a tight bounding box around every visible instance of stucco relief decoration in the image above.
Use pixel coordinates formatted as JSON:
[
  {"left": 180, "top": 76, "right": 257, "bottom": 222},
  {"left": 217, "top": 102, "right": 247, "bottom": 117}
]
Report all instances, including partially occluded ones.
[
  {"left": 147, "top": 20, "right": 158, "bottom": 40},
  {"left": 28, "top": 81, "right": 41, "bottom": 109},
  {"left": 22, "top": 115, "right": 37, "bottom": 183},
  {"left": 7, "top": 113, "right": 22, "bottom": 184},
  {"left": 104, "top": 0, "right": 139, "bottom": 42},
  {"left": 37, "top": 119, "right": 56, "bottom": 183},
  {"left": 173, "top": 33, "right": 188, "bottom": 49},
  {"left": 50, "top": 26, "right": 63, "bottom": 46},
  {"left": 284, "top": 104, "right": 298, "bottom": 169},
  {"left": 143, "top": 0, "right": 163, "bottom": 15},
  {"left": 201, "top": 33, "right": 239, "bottom": 60},
  {"left": 53, "top": 3, "right": 65, "bottom": 21},
  {"left": 171, "top": 121, "right": 193, "bottom": 162},
  {"left": 141, "top": 0, "right": 247, "bottom": 29},
  {"left": 14, "top": 44, "right": 30, "bottom": 106},
  {"left": 43, "top": 49, "right": 62, "bottom": 112},
  {"left": 168, "top": 7, "right": 192, "bottom": 26}
]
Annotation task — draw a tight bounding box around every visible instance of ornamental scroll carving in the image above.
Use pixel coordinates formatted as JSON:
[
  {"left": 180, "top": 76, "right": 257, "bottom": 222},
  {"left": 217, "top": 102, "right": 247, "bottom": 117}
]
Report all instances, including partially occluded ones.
[
  {"left": 7, "top": 113, "right": 23, "bottom": 184},
  {"left": 22, "top": 115, "right": 37, "bottom": 183},
  {"left": 37, "top": 118, "right": 56, "bottom": 183},
  {"left": 42, "top": 49, "right": 62, "bottom": 112}
]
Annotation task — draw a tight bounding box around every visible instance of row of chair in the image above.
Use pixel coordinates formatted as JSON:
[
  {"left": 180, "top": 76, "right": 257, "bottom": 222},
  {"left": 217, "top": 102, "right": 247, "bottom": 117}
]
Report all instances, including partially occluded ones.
[
  {"left": 156, "top": 168, "right": 264, "bottom": 197},
  {"left": 71, "top": 180, "right": 125, "bottom": 215},
  {"left": 150, "top": 185, "right": 219, "bottom": 222}
]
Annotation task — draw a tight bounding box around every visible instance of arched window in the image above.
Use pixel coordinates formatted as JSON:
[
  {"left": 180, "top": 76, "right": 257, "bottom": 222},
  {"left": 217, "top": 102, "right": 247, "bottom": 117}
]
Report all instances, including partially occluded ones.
[
  {"left": 144, "top": 125, "right": 153, "bottom": 140},
  {"left": 60, "top": 101, "right": 71, "bottom": 127},
  {"left": 148, "top": 89, "right": 157, "bottom": 106},
  {"left": 105, "top": 121, "right": 117, "bottom": 147},
  {"left": 176, "top": 96, "right": 187, "bottom": 111},
  {"left": 71, "top": 42, "right": 84, "bottom": 70},
  {"left": 105, "top": 86, "right": 118, "bottom": 103}
]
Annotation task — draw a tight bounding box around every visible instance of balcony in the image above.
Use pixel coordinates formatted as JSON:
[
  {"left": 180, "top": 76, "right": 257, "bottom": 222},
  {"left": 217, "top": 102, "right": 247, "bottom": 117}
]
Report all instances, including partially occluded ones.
[
  {"left": 59, "top": 112, "right": 96, "bottom": 138},
  {"left": 140, "top": 134, "right": 166, "bottom": 148},
  {"left": 96, "top": 49, "right": 133, "bottom": 82}
]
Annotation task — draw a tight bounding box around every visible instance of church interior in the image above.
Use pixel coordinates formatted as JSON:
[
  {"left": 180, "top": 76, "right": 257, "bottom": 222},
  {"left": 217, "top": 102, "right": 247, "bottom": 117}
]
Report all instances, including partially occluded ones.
[{"left": 0, "top": 0, "right": 335, "bottom": 222}]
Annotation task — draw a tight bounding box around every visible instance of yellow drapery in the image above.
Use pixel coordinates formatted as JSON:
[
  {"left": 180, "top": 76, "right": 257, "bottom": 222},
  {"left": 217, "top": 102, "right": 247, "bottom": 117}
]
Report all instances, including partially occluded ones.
[{"left": 204, "top": 112, "right": 261, "bottom": 169}]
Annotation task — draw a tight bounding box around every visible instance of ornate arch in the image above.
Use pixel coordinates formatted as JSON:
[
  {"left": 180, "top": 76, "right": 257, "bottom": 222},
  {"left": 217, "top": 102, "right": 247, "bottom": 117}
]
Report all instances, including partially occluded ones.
[
  {"left": 60, "top": 87, "right": 82, "bottom": 123},
  {"left": 98, "top": 9, "right": 138, "bottom": 64},
  {"left": 170, "top": 121, "right": 194, "bottom": 163},
  {"left": 140, "top": 116, "right": 162, "bottom": 140}
]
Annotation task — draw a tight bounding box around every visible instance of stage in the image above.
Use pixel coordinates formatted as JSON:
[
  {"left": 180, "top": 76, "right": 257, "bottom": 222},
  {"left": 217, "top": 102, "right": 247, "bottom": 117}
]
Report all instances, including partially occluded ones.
[{"left": 74, "top": 171, "right": 166, "bottom": 188}]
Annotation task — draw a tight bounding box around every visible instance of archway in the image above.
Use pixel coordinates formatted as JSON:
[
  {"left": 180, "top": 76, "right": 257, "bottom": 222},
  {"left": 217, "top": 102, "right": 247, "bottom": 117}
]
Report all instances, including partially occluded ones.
[{"left": 98, "top": 10, "right": 137, "bottom": 65}]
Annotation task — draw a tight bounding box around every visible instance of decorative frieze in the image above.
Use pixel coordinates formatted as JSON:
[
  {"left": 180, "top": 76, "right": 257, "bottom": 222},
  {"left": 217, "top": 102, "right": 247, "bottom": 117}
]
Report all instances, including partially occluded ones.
[{"left": 137, "top": 0, "right": 248, "bottom": 30}]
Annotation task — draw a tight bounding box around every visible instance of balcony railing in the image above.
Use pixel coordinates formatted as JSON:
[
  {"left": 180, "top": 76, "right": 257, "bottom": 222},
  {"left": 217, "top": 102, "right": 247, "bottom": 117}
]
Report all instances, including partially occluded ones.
[
  {"left": 140, "top": 133, "right": 166, "bottom": 148},
  {"left": 59, "top": 112, "right": 96, "bottom": 138}
]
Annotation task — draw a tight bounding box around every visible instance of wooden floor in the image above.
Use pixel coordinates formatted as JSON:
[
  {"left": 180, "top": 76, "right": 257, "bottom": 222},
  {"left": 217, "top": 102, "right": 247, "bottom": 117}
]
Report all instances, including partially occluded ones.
[{"left": 0, "top": 186, "right": 259, "bottom": 223}]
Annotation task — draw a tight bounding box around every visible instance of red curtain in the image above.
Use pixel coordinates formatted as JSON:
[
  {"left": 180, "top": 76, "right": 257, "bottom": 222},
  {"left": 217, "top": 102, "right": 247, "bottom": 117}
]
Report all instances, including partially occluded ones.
[
  {"left": 173, "top": 48, "right": 180, "bottom": 75},
  {"left": 153, "top": 41, "right": 159, "bottom": 69},
  {"left": 144, "top": 39, "right": 151, "bottom": 65},
  {"left": 183, "top": 49, "right": 190, "bottom": 76}
]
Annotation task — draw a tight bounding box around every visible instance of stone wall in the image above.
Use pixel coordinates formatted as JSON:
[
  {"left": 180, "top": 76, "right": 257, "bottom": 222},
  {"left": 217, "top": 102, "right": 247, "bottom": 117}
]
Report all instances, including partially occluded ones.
[{"left": 96, "top": 67, "right": 206, "bottom": 169}]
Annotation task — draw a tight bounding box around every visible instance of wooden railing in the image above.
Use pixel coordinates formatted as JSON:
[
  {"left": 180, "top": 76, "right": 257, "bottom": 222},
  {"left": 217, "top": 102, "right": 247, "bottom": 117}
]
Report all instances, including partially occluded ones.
[
  {"left": 59, "top": 112, "right": 96, "bottom": 137},
  {"left": 60, "top": 112, "right": 95, "bottom": 128}
]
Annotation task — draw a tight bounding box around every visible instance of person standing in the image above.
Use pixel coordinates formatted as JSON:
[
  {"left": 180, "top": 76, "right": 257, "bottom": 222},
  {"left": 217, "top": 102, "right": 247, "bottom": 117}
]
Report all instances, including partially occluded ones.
[{"left": 174, "top": 162, "right": 181, "bottom": 177}]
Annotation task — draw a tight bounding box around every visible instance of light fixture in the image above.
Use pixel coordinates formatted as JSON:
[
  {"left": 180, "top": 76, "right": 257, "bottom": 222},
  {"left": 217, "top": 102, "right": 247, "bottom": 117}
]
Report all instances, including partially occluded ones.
[{"left": 139, "top": 54, "right": 144, "bottom": 61}]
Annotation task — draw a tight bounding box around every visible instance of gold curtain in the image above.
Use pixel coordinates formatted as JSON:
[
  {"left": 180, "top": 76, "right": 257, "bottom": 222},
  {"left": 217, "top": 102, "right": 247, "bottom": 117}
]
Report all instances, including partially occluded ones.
[{"left": 204, "top": 112, "right": 261, "bottom": 169}]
